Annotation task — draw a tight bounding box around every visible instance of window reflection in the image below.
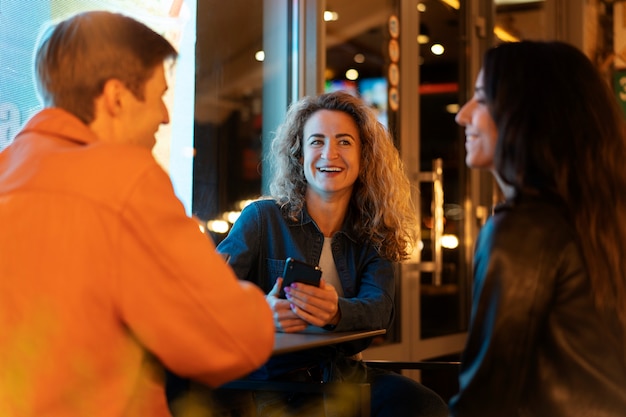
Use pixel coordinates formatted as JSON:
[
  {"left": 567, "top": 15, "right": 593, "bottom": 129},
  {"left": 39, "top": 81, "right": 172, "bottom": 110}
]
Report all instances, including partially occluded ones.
[{"left": 193, "top": 0, "right": 266, "bottom": 242}]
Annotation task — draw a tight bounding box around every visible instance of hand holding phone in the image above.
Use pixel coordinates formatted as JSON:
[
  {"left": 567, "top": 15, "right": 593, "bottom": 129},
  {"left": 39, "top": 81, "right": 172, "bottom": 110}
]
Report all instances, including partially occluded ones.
[{"left": 279, "top": 257, "right": 322, "bottom": 298}]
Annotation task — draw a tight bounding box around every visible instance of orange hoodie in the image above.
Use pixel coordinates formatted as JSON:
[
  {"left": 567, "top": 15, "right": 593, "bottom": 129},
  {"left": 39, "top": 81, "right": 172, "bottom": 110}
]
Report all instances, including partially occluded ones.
[{"left": 0, "top": 108, "right": 274, "bottom": 417}]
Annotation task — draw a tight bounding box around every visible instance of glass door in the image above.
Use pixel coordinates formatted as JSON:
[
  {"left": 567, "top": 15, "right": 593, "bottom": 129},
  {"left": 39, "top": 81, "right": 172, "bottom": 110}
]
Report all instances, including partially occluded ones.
[
  {"left": 322, "top": 0, "right": 493, "bottom": 380},
  {"left": 415, "top": 0, "right": 468, "bottom": 343}
]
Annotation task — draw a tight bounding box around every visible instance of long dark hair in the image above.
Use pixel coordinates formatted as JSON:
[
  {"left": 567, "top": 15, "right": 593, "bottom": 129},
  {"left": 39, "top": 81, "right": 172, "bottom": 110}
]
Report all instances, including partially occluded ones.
[{"left": 483, "top": 40, "right": 626, "bottom": 337}]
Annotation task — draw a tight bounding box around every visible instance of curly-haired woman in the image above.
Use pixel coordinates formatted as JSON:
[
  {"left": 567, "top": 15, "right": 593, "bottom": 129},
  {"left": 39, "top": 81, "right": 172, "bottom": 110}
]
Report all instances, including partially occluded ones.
[{"left": 216, "top": 91, "right": 447, "bottom": 417}]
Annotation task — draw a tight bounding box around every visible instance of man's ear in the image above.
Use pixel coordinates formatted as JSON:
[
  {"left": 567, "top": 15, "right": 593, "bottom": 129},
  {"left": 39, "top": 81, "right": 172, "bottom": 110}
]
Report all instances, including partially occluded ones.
[{"left": 99, "top": 79, "right": 126, "bottom": 117}]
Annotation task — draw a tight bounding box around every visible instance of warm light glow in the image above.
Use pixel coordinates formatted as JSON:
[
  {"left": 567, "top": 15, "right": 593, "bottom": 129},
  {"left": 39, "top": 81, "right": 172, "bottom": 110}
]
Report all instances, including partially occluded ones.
[
  {"left": 354, "top": 53, "right": 365, "bottom": 64},
  {"left": 324, "top": 10, "right": 339, "bottom": 21},
  {"left": 439, "top": 0, "right": 460, "bottom": 10},
  {"left": 431, "top": 44, "right": 445, "bottom": 55},
  {"left": 207, "top": 220, "right": 230, "bottom": 234},
  {"left": 255, "top": 50, "right": 265, "bottom": 62},
  {"left": 441, "top": 234, "right": 459, "bottom": 249},
  {"left": 417, "top": 34, "right": 430, "bottom": 44},
  {"left": 237, "top": 199, "right": 255, "bottom": 210},
  {"left": 225, "top": 211, "right": 241, "bottom": 224},
  {"left": 446, "top": 103, "right": 459, "bottom": 114},
  {"left": 345, "top": 68, "right": 359, "bottom": 80},
  {"left": 417, "top": 3, "right": 426, "bottom": 12},
  {"left": 494, "top": 25, "right": 520, "bottom": 42}
]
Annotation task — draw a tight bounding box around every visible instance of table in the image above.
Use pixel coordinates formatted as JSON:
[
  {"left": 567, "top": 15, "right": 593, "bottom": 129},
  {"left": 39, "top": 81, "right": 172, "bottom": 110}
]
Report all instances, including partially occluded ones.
[
  {"left": 272, "top": 327, "right": 386, "bottom": 355},
  {"left": 221, "top": 327, "right": 386, "bottom": 417}
]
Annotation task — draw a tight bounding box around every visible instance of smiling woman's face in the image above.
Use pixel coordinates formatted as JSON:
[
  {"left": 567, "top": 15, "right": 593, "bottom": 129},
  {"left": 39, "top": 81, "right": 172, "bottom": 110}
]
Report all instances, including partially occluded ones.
[
  {"left": 301, "top": 109, "right": 361, "bottom": 200},
  {"left": 455, "top": 70, "right": 498, "bottom": 170}
]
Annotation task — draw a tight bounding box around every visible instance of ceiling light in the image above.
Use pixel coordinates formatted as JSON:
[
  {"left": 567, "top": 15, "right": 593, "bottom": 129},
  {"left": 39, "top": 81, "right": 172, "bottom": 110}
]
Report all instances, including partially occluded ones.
[
  {"left": 431, "top": 44, "right": 445, "bottom": 56},
  {"left": 417, "top": 34, "right": 430, "bottom": 44},
  {"left": 345, "top": 69, "right": 359, "bottom": 81},
  {"left": 324, "top": 10, "right": 339, "bottom": 22},
  {"left": 254, "top": 50, "right": 265, "bottom": 62},
  {"left": 446, "top": 103, "right": 460, "bottom": 114},
  {"left": 346, "top": 68, "right": 359, "bottom": 81},
  {"left": 439, "top": 0, "right": 460, "bottom": 10},
  {"left": 441, "top": 234, "right": 459, "bottom": 249},
  {"left": 417, "top": 3, "right": 426, "bottom": 12}
]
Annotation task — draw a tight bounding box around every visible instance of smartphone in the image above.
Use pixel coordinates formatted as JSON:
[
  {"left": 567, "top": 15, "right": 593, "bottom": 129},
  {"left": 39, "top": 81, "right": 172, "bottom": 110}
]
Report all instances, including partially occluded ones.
[{"left": 279, "top": 257, "right": 322, "bottom": 298}]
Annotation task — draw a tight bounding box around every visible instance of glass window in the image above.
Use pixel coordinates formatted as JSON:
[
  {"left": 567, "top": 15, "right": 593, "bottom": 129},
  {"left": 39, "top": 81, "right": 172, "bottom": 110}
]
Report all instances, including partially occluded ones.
[
  {"left": 325, "top": 0, "right": 398, "bottom": 131},
  {"left": 1, "top": 0, "right": 197, "bottom": 211},
  {"left": 194, "top": 0, "right": 292, "bottom": 243}
]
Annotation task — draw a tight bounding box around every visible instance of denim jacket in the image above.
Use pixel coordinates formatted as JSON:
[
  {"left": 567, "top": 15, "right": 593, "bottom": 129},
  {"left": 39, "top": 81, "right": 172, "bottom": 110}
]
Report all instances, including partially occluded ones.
[{"left": 216, "top": 198, "right": 395, "bottom": 380}]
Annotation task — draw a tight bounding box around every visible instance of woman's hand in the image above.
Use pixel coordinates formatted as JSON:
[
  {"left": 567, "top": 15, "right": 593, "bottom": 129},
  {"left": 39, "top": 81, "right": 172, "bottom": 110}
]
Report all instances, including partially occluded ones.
[
  {"left": 283, "top": 278, "right": 340, "bottom": 328},
  {"left": 266, "top": 278, "right": 308, "bottom": 333}
]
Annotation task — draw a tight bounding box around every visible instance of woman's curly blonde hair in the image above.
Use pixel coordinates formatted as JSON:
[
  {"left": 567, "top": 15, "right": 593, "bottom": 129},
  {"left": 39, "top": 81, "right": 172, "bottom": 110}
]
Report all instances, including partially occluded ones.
[{"left": 267, "top": 91, "right": 418, "bottom": 262}]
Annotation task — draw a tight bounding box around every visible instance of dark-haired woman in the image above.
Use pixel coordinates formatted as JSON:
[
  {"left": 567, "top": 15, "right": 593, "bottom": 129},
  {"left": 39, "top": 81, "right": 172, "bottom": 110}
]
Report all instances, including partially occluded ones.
[{"left": 451, "top": 40, "right": 626, "bottom": 417}]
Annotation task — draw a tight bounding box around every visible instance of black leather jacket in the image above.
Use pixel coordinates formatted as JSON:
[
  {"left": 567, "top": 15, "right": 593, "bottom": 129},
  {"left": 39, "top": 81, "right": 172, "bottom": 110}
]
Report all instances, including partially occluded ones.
[{"left": 449, "top": 195, "right": 626, "bottom": 417}]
